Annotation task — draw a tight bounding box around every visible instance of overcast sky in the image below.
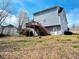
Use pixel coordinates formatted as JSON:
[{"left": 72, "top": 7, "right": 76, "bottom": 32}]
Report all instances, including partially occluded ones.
[{"left": 1, "top": 0, "right": 79, "bottom": 26}]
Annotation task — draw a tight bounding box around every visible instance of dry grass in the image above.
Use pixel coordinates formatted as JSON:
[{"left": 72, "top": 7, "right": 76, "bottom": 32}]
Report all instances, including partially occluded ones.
[{"left": 0, "top": 35, "right": 79, "bottom": 59}]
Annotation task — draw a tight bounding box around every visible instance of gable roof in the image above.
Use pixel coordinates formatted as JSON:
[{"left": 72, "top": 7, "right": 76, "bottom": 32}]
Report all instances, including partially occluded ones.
[
  {"left": 33, "top": 6, "right": 63, "bottom": 16},
  {"left": 0, "top": 24, "right": 16, "bottom": 28},
  {"left": 7, "top": 24, "right": 15, "bottom": 27}
]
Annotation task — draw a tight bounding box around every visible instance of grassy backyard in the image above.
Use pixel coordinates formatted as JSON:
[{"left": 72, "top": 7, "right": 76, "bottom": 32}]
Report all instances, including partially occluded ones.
[{"left": 0, "top": 35, "right": 79, "bottom": 59}]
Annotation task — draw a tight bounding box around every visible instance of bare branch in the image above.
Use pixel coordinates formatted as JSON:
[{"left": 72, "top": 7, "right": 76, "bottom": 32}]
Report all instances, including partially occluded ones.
[
  {"left": 0, "top": 0, "right": 11, "bottom": 26},
  {"left": 18, "top": 9, "right": 28, "bottom": 33}
]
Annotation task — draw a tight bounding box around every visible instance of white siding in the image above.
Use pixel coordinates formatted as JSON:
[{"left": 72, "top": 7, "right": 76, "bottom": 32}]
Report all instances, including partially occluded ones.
[
  {"left": 34, "top": 7, "right": 68, "bottom": 35},
  {"left": 59, "top": 10, "right": 68, "bottom": 34},
  {"left": 34, "top": 9, "right": 60, "bottom": 27}
]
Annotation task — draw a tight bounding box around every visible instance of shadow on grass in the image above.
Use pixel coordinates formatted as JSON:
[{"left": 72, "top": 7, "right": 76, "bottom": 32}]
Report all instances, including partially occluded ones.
[{"left": 0, "top": 34, "right": 9, "bottom": 38}]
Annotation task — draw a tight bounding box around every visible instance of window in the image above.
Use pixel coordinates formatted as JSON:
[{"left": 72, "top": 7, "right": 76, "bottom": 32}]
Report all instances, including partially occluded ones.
[
  {"left": 57, "top": 25, "right": 61, "bottom": 31},
  {"left": 53, "top": 25, "right": 61, "bottom": 31},
  {"left": 46, "top": 25, "right": 61, "bottom": 32},
  {"left": 43, "top": 19, "right": 46, "bottom": 22}
]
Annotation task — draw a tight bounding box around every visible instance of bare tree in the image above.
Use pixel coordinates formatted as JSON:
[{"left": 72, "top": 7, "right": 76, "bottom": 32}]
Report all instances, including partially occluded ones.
[
  {"left": 18, "top": 9, "right": 28, "bottom": 33},
  {"left": 0, "top": 0, "right": 11, "bottom": 26},
  {"left": 0, "top": 0, "right": 12, "bottom": 35}
]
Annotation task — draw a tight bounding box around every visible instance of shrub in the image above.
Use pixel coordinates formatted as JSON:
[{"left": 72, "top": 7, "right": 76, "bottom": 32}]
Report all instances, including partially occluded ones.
[{"left": 64, "top": 31, "right": 73, "bottom": 35}]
